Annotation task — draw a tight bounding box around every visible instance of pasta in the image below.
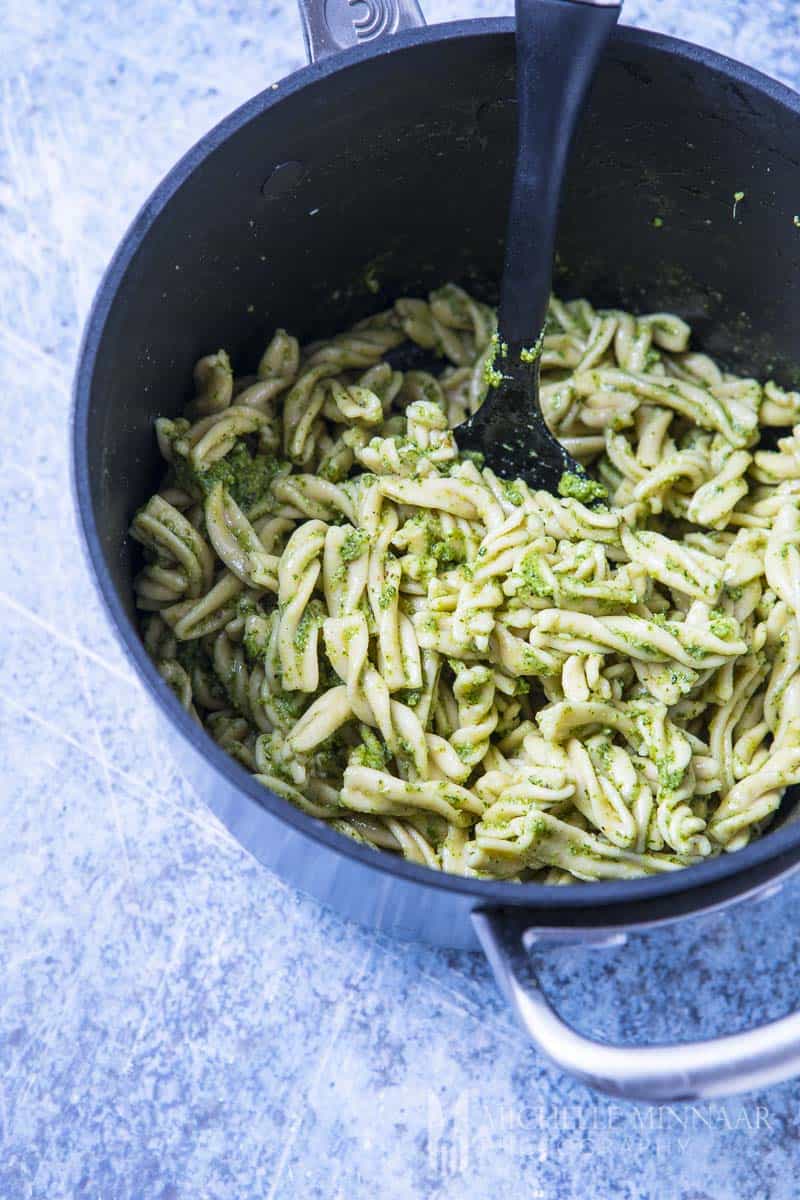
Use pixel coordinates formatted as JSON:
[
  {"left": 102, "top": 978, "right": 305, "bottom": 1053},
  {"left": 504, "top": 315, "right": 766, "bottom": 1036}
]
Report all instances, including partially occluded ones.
[{"left": 131, "top": 284, "right": 800, "bottom": 882}]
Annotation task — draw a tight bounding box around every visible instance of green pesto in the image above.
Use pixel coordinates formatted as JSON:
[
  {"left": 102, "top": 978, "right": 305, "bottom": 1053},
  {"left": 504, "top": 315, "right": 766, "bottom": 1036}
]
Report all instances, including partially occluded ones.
[
  {"left": 271, "top": 691, "right": 309, "bottom": 726},
  {"left": 234, "top": 527, "right": 256, "bottom": 554},
  {"left": 173, "top": 638, "right": 207, "bottom": 672},
  {"left": 529, "top": 816, "right": 548, "bottom": 841},
  {"left": 378, "top": 582, "right": 398, "bottom": 610},
  {"left": 592, "top": 739, "right": 613, "bottom": 771},
  {"left": 520, "top": 330, "right": 545, "bottom": 363},
  {"left": 708, "top": 610, "right": 736, "bottom": 639},
  {"left": 521, "top": 646, "right": 556, "bottom": 676},
  {"left": 557, "top": 471, "right": 608, "bottom": 503},
  {"left": 156, "top": 513, "right": 197, "bottom": 554},
  {"left": 656, "top": 756, "right": 686, "bottom": 793},
  {"left": 353, "top": 726, "right": 389, "bottom": 771},
  {"left": 174, "top": 640, "right": 224, "bottom": 704},
  {"left": 431, "top": 533, "right": 466, "bottom": 568},
  {"left": 242, "top": 626, "right": 266, "bottom": 661},
  {"left": 293, "top": 600, "right": 324, "bottom": 653},
  {"left": 460, "top": 680, "right": 487, "bottom": 706},
  {"left": 664, "top": 554, "right": 693, "bottom": 583},
  {"left": 175, "top": 441, "right": 284, "bottom": 513},
  {"left": 483, "top": 333, "right": 504, "bottom": 389},
  {"left": 517, "top": 552, "right": 552, "bottom": 598},
  {"left": 340, "top": 527, "right": 370, "bottom": 563},
  {"left": 501, "top": 480, "right": 524, "bottom": 506},
  {"left": 618, "top": 630, "right": 659, "bottom": 655},
  {"left": 317, "top": 458, "right": 347, "bottom": 484}
]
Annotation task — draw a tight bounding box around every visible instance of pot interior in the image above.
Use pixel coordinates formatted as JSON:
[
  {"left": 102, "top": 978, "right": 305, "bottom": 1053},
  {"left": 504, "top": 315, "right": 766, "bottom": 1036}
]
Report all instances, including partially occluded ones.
[{"left": 82, "top": 24, "right": 800, "bottom": 837}]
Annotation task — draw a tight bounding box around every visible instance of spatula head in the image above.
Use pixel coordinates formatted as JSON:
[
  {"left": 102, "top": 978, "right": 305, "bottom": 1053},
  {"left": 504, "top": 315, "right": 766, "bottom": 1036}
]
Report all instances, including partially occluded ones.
[{"left": 455, "top": 356, "right": 590, "bottom": 494}]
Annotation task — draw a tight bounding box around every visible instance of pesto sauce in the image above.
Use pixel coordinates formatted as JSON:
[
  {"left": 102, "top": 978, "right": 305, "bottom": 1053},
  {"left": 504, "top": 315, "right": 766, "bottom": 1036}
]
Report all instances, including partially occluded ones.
[
  {"left": 293, "top": 600, "right": 324, "bottom": 652},
  {"left": 379, "top": 582, "right": 398, "bottom": 610},
  {"left": 520, "top": 330, "right": 545, "bottom": 363},
  {"left": 557, "top": 471, "right": 608, "bottom": 504},
  {"left": 340, "top": 527, "right": 370, "bottom": 563},
  {"left": 176, "top": 441, "right": 284, "bottom": 513},
  {"left": 483, "top": 333, "right": 504, "bottom": 390},
  {"left": 517, "top": 552, "right": 552, "bottom": 598},
  {"left": 501, "top": 480, "right": 524, "bottom": 506}
]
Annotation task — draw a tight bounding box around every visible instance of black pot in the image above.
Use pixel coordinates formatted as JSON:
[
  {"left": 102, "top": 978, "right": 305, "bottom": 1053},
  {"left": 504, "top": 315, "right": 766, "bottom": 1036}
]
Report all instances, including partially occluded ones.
[{"left": 73, "top": 1, "right": 800, "bottom": 1101}]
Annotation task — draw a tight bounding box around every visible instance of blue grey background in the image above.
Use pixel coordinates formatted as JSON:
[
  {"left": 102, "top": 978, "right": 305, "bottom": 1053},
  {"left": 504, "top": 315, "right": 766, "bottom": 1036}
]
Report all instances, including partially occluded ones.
[{"left": 3, "top": 0, "right": 800, "bottom": 1196}]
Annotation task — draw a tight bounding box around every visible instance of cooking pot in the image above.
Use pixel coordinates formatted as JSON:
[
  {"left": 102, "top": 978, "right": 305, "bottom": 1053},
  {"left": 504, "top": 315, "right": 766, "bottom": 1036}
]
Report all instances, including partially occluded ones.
[{"left": 72, "top": 0, "right": 800, "bottom": 1101}]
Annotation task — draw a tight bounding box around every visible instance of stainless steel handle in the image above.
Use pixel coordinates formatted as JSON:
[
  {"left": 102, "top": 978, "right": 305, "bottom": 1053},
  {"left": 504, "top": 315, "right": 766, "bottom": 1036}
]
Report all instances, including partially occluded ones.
[
  {"left": 295, "top": 0, "right": 616, "bottom": 65},
  {"left": 473, "top": 906, "right": 800, "bottom": 1102},
  {"left": 297, "top": 0, "right": 425, "bottom": 62}
]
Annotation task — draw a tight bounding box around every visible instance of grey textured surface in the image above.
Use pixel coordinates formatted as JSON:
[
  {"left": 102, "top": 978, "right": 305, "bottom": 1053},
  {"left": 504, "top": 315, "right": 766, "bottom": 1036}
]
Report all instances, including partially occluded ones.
[{"left": 3, "top": 1, "right": 800, "bottom": 1197}]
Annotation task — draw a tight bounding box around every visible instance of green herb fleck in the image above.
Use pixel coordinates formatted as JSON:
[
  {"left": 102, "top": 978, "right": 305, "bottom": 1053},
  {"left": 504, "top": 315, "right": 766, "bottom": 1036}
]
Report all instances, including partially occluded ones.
[
  {"left": 501, "top": 480, "right": 523, "bottom": 506},
  {"left": 520, "top": 330, "right": 545, "bottom": 363},
  {"left": 517, "top": 551, "right": 552, "bottom": 598},
  {"left": 174, "top": 441, "right": 283, "bottom": 513},
  {"left": 379, "top": 582, "right": 397, "bottom": 610},
  {"left": 293, "top": 599, "right": 324, "bottom": 653},
  {"left": 353, "top": 726, "right": 389, "bottom": 771},
  {"left": 340, "top": 527, "right": 370, "bottom": 563},
  {"left": 483, "top": 333, "right": 504, "bottom": 389},
  {"left": 557, "top": 470, "right": 608, "bottom": 503}
]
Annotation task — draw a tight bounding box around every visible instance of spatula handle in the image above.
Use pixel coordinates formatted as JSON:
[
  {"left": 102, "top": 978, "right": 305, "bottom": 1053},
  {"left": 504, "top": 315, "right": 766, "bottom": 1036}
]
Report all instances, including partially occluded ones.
[{"left": 499, "top": 0, "right": 621, "bottom": 348}]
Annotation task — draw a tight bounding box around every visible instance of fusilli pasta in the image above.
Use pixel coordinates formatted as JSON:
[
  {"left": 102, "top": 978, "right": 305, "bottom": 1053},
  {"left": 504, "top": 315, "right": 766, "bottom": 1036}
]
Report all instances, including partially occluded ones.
[{"left": 131, "top": 285, "right": 800, "bottom": 882}]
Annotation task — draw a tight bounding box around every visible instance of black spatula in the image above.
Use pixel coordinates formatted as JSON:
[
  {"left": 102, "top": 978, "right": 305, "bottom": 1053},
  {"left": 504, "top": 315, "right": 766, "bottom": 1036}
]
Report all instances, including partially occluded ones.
[{"left": 456, "top": 0, "right": 621, "bottom": 492}]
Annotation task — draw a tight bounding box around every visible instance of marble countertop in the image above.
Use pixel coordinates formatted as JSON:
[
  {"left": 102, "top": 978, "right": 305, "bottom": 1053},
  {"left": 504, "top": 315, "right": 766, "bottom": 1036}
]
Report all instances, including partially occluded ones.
[{"left": 4, "top": 1, "right": 800, "bottom": 1197}]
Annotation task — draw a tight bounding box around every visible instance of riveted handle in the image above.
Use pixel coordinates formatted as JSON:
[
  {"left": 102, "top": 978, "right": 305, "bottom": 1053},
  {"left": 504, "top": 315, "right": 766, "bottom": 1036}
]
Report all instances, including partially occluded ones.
[
  {"left": 297, "top": 0, "right": 425, "bottom": 62},
  {"left": 473, "top": 906, "right": 800, "bottom": 1102}
]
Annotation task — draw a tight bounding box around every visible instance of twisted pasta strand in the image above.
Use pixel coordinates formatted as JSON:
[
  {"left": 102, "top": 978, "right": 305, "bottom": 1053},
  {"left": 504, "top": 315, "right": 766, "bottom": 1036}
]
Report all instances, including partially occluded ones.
[{"left": 132, "top": 287, "right": 800, "bottom": 880}]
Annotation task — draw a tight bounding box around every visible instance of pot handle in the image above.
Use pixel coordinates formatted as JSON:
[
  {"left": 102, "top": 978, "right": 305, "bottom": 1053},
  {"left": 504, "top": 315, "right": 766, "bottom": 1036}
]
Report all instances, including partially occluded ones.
[
  {"left": 297, "top": 0, "right": 425, "bottom": 63},
  {"left": 472, "top": 907, "right": 800, "bottom": 1101}
]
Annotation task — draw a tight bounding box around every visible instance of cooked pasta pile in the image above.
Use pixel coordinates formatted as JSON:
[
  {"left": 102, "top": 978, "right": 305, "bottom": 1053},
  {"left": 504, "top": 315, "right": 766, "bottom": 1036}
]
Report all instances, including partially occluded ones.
[{"left": 131, "top": 284, "right": 800, "bottom": 882}]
